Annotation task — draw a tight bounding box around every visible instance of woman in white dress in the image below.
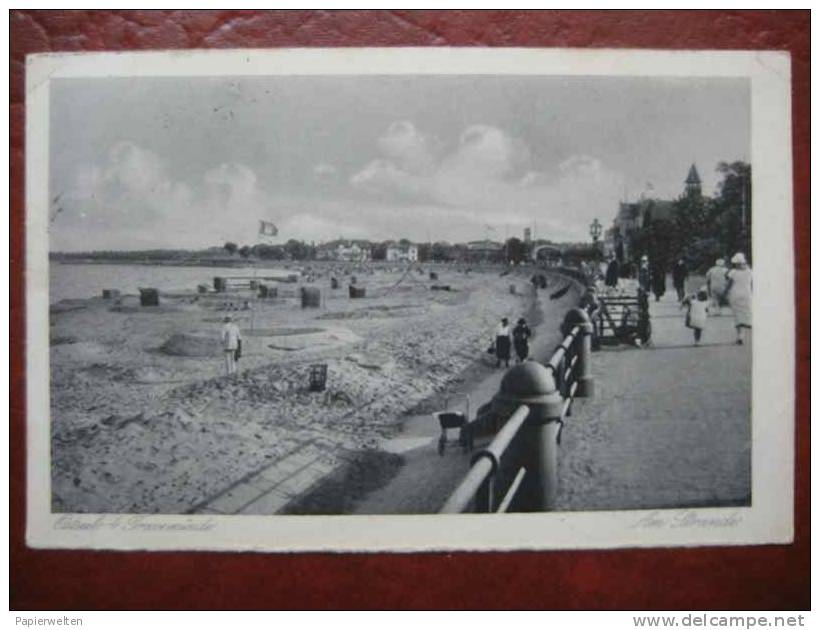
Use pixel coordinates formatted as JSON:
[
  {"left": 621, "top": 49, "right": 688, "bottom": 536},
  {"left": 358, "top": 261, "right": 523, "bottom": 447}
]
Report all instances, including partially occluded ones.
[{"left": 724, "top": 252, "right": 752, "bottom": 345}]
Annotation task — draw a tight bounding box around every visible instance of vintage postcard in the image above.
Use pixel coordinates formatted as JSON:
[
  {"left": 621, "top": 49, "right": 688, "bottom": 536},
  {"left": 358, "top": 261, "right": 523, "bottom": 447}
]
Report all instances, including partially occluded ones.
[{"left": 25, "top": 48, "right": 794, "bottom": 552}]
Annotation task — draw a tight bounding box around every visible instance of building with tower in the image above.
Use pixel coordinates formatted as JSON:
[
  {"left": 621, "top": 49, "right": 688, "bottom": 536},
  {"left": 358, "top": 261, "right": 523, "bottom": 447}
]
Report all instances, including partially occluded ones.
[
  {"left": 684, "top": 163, "right": 702, "bottom": 197},
  {"left": 604, "top": 164, "right": 703, "bottom": 263}
]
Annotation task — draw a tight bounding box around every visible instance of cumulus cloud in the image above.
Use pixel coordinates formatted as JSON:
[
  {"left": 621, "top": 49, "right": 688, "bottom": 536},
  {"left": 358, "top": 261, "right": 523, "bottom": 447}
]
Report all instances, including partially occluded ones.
[
  {"left": 313, "top": 162, "right": 337, "bottom": 178},
  {"left": 441, "top": 124, "right": 530, "bottom": 180},
  {"left": 376, "top": 120, "right": 439, "bottom": 175},
  {"left": 53, "top": 142, "right": 272, "bottom": 250},
  {"left": 349, "top": 122, "right": 624, "bottom": 241}
]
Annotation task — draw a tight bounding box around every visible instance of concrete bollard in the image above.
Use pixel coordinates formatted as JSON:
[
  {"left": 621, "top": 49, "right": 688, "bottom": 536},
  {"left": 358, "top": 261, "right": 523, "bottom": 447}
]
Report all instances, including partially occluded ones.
[
  {"left": 560, "top": 307, "right": 595, "bottom": 398},
  {"left": 492, "top": 362, "right": 564, "bottom": 511}
]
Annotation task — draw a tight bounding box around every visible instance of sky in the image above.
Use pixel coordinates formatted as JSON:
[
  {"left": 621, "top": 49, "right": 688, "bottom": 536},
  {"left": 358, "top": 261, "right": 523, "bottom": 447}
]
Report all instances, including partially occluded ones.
[{"left": 49, "top": 74, "right": 749, "bottom": 251}]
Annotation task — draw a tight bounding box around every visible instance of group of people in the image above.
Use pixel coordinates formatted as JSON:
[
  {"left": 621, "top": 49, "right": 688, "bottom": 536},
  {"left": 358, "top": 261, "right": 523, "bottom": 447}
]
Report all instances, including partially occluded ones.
[
  {"left": 683, "top": 252, "right": 753, "bottom": 346},
  {"left": 602, "top": 251, "right": 753, "bottom": 346},
  {"left": 492, "top": 317, "right": 532, "bottom": 368}
]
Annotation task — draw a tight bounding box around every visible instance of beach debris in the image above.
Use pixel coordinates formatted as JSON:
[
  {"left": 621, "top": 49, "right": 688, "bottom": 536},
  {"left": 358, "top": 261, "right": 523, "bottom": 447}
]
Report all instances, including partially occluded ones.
[
  {"left": 430, "top": 285, "right": 452, "bottom": 291},
  {"left": 309, "top": 364, "right": 328, "bottom": 392},
  {"left": 102, "top": 289, "right": 120, "bottom": 299},
  {"left": 550, "top": 284, "right": 571, "bottom": 300},
  {"left": 349, "top": 285, "right": 366, "bottom": 299},
  {"left": 50, "top": 335, "right": 76, "bottom": 346}
]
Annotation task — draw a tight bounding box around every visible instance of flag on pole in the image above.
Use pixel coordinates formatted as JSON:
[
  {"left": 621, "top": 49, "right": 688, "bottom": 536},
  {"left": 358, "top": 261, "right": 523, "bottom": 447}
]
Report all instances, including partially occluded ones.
[{"left": 259, "top": 220, "right": 278, "bottom": 237}]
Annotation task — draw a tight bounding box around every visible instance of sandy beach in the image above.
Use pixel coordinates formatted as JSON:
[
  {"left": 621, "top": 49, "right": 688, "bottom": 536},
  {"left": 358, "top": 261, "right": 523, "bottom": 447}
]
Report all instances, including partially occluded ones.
[{"left": 50, "top": 263, "right": 573, "bottom": 514}]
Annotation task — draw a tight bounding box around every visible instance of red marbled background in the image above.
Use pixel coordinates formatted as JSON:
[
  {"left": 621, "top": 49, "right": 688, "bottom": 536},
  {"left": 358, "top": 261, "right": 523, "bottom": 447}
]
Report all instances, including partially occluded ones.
[{"left": 10, "top": 10, "right": 809, "bottom": 610}]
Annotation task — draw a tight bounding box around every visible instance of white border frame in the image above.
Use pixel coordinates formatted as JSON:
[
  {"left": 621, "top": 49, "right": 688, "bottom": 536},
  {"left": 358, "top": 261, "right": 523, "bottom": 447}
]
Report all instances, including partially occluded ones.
[{"left": 25, "top": 47, "right": 794, "bottom": 552}]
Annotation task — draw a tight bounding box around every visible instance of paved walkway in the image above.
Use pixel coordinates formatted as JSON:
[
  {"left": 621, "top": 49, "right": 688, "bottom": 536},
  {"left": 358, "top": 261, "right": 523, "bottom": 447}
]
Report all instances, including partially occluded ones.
[
  {"left": 555, "top": 282, "right": 751, "bottom": 510},
  {"left": 192, "top": 440, "right": 337, "bottom": 515}
]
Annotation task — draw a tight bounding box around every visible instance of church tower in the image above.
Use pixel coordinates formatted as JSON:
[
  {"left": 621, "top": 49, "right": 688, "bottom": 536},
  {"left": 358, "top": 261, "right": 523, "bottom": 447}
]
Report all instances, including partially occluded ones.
[{"left": 685, "top": 163, "right": 702, "bottom": 197}]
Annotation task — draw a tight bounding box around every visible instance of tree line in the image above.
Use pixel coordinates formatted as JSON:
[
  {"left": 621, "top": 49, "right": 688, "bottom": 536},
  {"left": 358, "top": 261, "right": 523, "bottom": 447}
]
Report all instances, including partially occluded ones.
[{"left": 631, "top": 161, "right": 751, "bottom": 273}]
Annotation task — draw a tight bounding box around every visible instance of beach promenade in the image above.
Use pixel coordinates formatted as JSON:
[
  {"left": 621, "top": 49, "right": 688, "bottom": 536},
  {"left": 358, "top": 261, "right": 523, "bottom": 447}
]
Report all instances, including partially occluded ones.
[
  {"left": 555, "top": 283, "right": 752, "bottom": 511},
  {"left": 355, "top": 277, "right": 752, "bottom": 514}
]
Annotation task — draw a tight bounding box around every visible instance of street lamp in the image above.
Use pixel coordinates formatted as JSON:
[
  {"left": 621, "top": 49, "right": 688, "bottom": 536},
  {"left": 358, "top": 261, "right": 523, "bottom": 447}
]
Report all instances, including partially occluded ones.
[
  {"left": 589, "top": 218, "right": 602, "bottom": 244},
  {"left": 589, "top": 218, "right": 603, "bottom": 261}
]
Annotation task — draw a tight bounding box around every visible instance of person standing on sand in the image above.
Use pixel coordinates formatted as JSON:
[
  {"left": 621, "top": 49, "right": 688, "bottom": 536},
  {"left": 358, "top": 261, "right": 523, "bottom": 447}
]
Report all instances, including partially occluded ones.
[
  {"left": 221, "top": 315, "right": 242, "bottom": 376},
  {"left": 724, "top": 252, "right": 753, "bottom": 345},
  {"left": 512, "top": 318, "right": 532, "bottom": 363},
  {"left": 705, "top": 258, "right": 729, "bottom": 315},
  {"left": 494, "top": 317, "right": 512, "bottom": 368}
]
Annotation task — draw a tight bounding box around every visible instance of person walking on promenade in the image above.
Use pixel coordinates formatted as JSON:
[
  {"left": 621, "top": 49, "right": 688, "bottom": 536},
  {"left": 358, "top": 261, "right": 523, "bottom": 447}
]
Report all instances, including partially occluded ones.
[
  {"left": 683, "top": 286, "right": 710, "bottom": 346},
  {"left": 512, "top": 317, "right": 532, "bottom": 363},
  {"left": 650, "top": 259, "right": 667, "bottom": 302},
  {"left": 638, "top": 255, "right": 651, "bottom": 294},
  {"left": 605, "top": 255, "right": 620, "bottom": 288},
  {"left": 705, "top": 258, "right": 729, "bottom": 315},
  {"left": 494, "top": 317, "right": 512, "bottom": 368},
  {"left": 724, "top": 252, "right": 753, "bottom": 345},
  {"left": 221, "top": 315, "right": 242, "bottom": 376},
  {"left": 672, "top": 258, "right": 689, "bottom": 303}
]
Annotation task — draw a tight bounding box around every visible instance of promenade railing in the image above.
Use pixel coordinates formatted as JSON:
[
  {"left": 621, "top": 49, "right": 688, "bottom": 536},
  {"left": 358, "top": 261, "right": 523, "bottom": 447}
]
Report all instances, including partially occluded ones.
[{"left": 440, "top": 306, "right": 595, "bottom": 514}]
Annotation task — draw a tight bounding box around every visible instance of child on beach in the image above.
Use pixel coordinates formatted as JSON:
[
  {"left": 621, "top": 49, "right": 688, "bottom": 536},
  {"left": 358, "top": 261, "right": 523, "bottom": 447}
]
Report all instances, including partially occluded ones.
[{"left": 683, "top": 287, "right": 710, "bottom": 345}]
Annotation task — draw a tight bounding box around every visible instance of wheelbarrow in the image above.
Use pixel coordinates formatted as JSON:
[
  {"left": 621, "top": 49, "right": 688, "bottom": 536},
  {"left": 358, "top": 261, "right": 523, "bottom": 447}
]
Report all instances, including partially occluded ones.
[{"left": 432, "top": 394, "right": 473, "bottom": 456}]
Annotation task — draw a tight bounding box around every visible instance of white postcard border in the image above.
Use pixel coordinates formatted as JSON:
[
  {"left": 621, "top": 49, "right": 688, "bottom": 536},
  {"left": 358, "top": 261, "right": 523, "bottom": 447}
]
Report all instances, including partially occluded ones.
[{"left": 25, "top": 47, "right": 794, "bottom": 552}]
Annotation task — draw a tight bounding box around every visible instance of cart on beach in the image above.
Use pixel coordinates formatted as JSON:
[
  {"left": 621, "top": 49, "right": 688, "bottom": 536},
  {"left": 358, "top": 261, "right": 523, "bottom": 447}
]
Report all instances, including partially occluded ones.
[{"left": 433, "top": 394, "right": 473, "bottom": 456}]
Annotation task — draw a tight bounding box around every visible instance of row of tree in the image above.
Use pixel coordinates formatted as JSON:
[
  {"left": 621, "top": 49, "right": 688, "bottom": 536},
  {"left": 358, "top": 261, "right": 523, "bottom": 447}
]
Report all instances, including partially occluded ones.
[
  {"left": 632, "top": 161, "right": 752, "bottom": 273},
  {"left": 221, "top": 238, "right": 594, "bottom": 264}
]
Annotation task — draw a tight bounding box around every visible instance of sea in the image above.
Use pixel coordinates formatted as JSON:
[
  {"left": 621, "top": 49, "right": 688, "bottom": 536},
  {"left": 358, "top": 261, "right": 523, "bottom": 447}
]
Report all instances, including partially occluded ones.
[{"left": 49, "top": 262, "right": 289, "bottom": 304}]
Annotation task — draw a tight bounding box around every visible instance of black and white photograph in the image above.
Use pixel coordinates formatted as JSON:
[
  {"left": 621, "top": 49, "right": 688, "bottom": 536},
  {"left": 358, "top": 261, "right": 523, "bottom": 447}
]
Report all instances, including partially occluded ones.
[{"left": 25, "top": 48, "right": 794, "bottom": 552}]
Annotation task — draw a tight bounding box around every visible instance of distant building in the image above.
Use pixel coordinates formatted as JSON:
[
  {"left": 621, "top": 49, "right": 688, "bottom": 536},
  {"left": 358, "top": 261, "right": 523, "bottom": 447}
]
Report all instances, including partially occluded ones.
[
  {"left": 523, "top": 227, "right": 532, "bottom": 244},
  {"left": 386, "top": 243, "right": 418, "bottom": 263},
  {"left": 684, "top": 163, "right": 702, "bottom": 198},
  {"left": 465, "top": 239, "right": 504, "bottom": 263},
  {"left": 605, "top": 164, "right": 699, "bottom": 263},
  {"left": 316, "top": 240, "right": 372, "bottom": 262}
]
